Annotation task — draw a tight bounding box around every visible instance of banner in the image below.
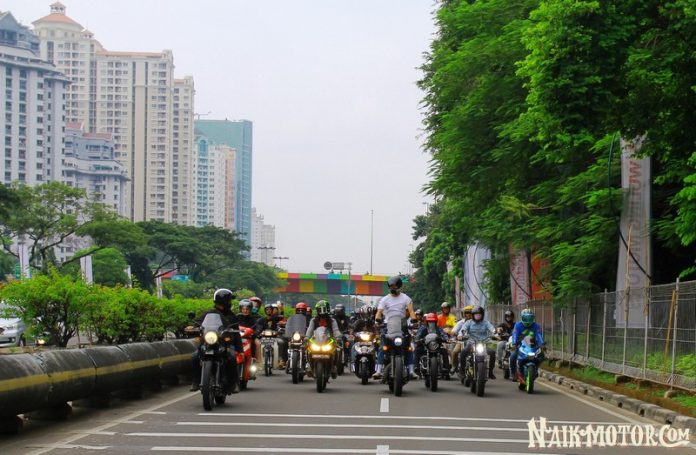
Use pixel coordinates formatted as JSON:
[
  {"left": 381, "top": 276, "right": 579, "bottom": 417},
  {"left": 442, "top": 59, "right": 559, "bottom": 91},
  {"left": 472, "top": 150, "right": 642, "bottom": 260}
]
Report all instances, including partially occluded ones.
[
  {"left": 509, "top": 246, "right": 530, "bottom": 306},
  {"left": 615, "top": 136, "right": 651, "bottom": 328},
  {"left": 80, "top": 255, "right": 93, "bottom": 285},
  {"left": 463, "top": 243, "right": 490, "bottom": 308}
]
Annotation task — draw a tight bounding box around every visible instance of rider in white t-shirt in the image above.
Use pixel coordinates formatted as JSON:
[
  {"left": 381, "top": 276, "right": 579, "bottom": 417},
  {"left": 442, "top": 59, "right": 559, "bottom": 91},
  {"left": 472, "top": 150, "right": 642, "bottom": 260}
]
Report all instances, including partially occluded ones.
[{"left": 373, "top": 275, "right": 417, "bottom": 380}]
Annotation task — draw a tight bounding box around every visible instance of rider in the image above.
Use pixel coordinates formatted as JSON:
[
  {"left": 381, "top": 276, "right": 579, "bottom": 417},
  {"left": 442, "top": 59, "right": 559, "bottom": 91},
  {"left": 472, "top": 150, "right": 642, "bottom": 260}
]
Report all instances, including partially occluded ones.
[
  {"left": 437, "top": 302, "right": 456, "bottom": 334},
  {"left": 249, "top": 296, "right": 264, "bottom": 315},
  {"left": 305, "top": 300, "right": 343, "bottom": 378},
  {"left": 496, "top": 310, "right": 515, "bottom": 369},
  {"left": 415, "top": 312, "right": 451, "bottom": 374},
  {"left": 413, "top": 308, "right": 425, "bottom": 329},
  {"left": 373, "top": 275, "right": 418, "bottom": 380},
  {"left": 509, "top": 308, "right": 544, "bottom": 379},
  {"left": 453, "top": 305, "right": 499, "bottom": 379},
  {"left": 190, "top": 289, "right": 243, "bottom": 393},
  {"left": 352, "top": 305, "right": 379, "bottom": 335},
  {"left": 237, "top": 299, "right": 264, "bottom": 363},
  {"left": 294, "top": 301, "right": 312, "bottom": 325},
  {"left": 334, "top": 303, "right": 350, "bottom": 334},
  {"left": 259, "top": 303, "right": 288, "bottom": 369},
  {"left": 449, "top": 305, "right": 473, "bottom": 373}
]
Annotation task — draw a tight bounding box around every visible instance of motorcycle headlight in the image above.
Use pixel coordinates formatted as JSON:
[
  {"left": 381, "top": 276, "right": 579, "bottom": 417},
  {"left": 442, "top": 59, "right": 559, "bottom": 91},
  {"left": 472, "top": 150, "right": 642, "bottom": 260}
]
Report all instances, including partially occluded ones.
[
  {"left": 263, "top": 330, "right": 274, "bottom": 337},
  {"left": 292, "top": 332, "right": 301, "bottom": 341},
  {"left": 359, "top": 333, "right": 372, "bottom": 342},
  {"left": 321, "top": 344, "right": 333, "bottom": 352},
  {"left": 527, "top": 351, "right": 536, "bottom": 357},
  {"left": 310, "top": 343, "right": 321, "bottom": 352},
  {"left": 250, "top": 365, "right": 257, "bottom": 373},
  {"left": 204, "top": 331, "right": 219, "bottom": 345},
  {"left": 394, "top": 337, "right": 403, "bottom": 347},
  {"left": 475, "top": 343, "right": 485, "bottom": 354}
]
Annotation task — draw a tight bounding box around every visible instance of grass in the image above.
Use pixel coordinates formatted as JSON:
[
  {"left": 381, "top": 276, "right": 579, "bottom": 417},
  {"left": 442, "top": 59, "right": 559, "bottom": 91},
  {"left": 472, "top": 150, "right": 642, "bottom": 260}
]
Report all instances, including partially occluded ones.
[{"left": 544, "top": 364, "right": 696, "bottom": 418}]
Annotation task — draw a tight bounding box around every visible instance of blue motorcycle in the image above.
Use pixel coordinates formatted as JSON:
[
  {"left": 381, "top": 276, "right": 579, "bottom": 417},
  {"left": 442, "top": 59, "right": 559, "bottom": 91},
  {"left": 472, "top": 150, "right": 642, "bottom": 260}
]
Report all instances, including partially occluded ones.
[{"left": 515, "top": 335, "right": 544, "bottom": 394}]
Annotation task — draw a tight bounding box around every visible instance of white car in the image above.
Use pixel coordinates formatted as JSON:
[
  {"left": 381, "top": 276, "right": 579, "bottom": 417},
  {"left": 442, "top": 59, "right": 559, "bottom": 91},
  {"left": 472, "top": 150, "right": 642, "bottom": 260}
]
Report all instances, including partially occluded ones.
[{"left": 0, "top": 304, "right": 28, "bottom": 347}]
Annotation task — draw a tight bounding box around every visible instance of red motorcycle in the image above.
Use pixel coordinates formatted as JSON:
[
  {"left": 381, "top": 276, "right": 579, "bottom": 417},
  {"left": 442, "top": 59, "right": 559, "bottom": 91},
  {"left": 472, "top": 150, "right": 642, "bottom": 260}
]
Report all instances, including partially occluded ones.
[{"left": 238, "top": 325, "right": 257, "bottom": 389}]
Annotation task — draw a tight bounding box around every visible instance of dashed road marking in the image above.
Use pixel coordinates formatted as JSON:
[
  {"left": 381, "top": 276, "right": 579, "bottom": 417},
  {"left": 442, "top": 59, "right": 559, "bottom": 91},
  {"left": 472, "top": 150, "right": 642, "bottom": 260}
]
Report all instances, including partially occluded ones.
[{"left": 379, "top": 398, "right": 389, "bottom": 413}]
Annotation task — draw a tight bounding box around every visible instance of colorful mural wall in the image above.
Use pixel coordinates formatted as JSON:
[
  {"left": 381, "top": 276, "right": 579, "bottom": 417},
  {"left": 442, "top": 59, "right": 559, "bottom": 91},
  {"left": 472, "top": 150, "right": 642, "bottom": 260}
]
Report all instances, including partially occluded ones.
[{"left": 275, "top": 272, "right": 390, "bottom": 296}]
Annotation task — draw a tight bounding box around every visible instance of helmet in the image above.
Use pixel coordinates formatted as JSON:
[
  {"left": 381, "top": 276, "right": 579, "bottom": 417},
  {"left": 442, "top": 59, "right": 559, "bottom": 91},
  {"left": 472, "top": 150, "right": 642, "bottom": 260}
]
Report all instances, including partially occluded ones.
[
  {"left": 213, "top": 288, "right": 235, "bottom": 310},
  {"left": 315, "top": 300, "right": 330, "bottom": 315},
  {"left": 415, "top": 308, "right": 424, "bottom": 317},
  {"left": 335, "top": 304, "right": 345, "bottom": 314},
  {"left": 263, "top": 303, "right": 273, "bottom": 315},
  {"left": 249, "top": 296, "right": 263, "bottom": 306},
  {"left": 472, "top": 305, "right": 484, "bottom": 321},
  {"left": 239, "top": 299, "right": 252, "bottom": 309},
  {"left": 521, "top": 309, "right": 535, "bottom": 327},
  {"left": 463, "top": 305, "right": 473, "bottom": 319},
  {"left": 441, "top": 302, "right": 451, "bottom": 309},
  {"left": 295, "top": 302, "right": 308, "bottom": 314},
  {"left": 504, "top": 310, "right": 515, "bottom": 321},
  {"left": 387, "top": 276, "right": 403, "bottom": 293},
  {"left": 425, "top": 313, "right": 437, "bottom": 323}
]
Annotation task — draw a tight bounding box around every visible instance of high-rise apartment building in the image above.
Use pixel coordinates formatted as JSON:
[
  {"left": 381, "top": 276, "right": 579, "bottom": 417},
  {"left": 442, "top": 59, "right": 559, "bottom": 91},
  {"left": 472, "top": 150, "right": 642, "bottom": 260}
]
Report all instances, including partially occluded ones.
[
  {"left": 172, "top": 77, "right": 195, "bottom": 225},
  {"left": 250, "top": 207, "right": 276, "bottom": 266},
  {"left": 0, "top": 11, "right": 69, "bottom": 186},
  {"left": 194, "top": 119, "right": 252, "bottom": 243},
  {"left": 63, "top": 122, "right": 128, "bottom": 216},
  {"left": 192, "top": 134, "right": 235, "bottom": 228},
  {"left": 32, "top": 2, "right": 102, "bottom": 132}
]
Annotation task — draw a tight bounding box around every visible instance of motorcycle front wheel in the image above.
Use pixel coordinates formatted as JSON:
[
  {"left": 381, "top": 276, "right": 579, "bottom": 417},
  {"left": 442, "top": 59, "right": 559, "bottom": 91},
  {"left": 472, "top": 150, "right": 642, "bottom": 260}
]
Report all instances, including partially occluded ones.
[
  {"left": 526, "top": 364, "right": 536, "bottom": 394},
  {"left": 316, "top": 361, "right": 326, "bottom": 393},
  {"left": 429, "top": 355, "right": 439, "bottom": 392},
  {"left": 264, "top": 348, "right": 273, "bottom": 376},
  {"left": 394, "top": 355, "right": 404, "bottom": 397},
  {"left": 291, "top": 351, "right": 300, "bottom": 384},
  {"left": 359, "top": 361, "right": 369, "bottom": 385},
  {"left": 476, "top": 360, "right": 486, "bottom": 397},
  {"left": 201, "top": 361, "right": 215, "bottom": 411},
  {"left": 336, "top": 349, "right": 344, "bottom": 376}
]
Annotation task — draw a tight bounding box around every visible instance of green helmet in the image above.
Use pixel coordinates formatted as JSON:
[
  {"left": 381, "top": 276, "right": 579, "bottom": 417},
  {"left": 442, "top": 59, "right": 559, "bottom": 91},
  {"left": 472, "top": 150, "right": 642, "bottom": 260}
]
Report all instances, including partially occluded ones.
[
  {"left": 315, "top": 300, "right": 330, "bottom": 315},
  {"left": 521, "top": 309, "right": 535, "bottom": 327}
]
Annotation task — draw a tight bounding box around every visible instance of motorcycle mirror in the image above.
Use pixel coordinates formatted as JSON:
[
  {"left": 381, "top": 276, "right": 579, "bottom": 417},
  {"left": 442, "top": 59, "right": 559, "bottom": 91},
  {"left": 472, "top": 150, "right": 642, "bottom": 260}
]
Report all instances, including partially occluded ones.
[{"left": 187, "top": 311, "right": 195, "bottom": 320}]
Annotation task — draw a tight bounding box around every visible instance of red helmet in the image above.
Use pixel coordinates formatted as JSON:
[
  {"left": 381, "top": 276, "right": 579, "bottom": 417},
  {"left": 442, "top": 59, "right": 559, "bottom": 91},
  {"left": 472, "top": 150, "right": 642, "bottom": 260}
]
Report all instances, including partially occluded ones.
[
  {"left": 249, "top": 296, "right": 263, "bottom": 305},
  {"left": 425, "top": 313, "right": 437, "bottom": 323},
  {"left": 295, "top": 302, "right": 308, "bottom": 314}
]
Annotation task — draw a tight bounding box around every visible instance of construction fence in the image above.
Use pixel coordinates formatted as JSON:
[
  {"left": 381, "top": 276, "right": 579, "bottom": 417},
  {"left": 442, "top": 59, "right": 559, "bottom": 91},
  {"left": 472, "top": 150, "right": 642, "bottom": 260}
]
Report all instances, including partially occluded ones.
[{"left": 486, "top": 280, "right": 696, "bottom": 391}]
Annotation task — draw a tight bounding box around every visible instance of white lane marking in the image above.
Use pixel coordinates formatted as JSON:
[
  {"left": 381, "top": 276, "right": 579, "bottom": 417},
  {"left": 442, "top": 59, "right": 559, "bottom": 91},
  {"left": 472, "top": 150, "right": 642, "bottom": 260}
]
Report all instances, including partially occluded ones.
[
  {"left": 123, "top": 420, "right": 144, "bottom": 424},
  {"left": 380, "top": 398, "right": 389, "bottom": 413},
  {"left": 144, "top": 411, "right": 167, "bottom": 415},
  {"left": 376, "top": 445, "right": 389, "bottom": 455},
  {"left": 538, "top": 380, "right": 646, "bottom": 425},
  {"left": 175, "top": 421, "right": 526, "bottom": 432},
  {"left": 27, "top": 445, "right": 110, "bottom": 450},
  {"left": 129, "top": 432, "right": 528, "bottom": 444},
  {"left": 69, "top": 431, "right": 117, "bottom": 436},
  {"left": 27, "top": 391, "right": 195, "bottom": 455},
  {"left": 197, "top": 412, "right": 618, "bottom": 425},
  {"left": 151, "top": 449, "right": 564, "bottom": 455}
]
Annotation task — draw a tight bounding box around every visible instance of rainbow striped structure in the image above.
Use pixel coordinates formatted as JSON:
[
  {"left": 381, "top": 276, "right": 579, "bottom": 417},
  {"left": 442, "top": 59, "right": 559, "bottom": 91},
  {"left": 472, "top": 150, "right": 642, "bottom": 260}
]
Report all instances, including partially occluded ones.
[{"left": 275, "top": 272, "right": 390, "bottom": 296}]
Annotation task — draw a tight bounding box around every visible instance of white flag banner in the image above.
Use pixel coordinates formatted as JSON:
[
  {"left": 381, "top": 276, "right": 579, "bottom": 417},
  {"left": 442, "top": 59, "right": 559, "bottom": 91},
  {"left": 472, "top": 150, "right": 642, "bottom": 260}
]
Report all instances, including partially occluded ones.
[
  {"left": 615, "top": 136, "right": 651, "bottom": 328},
  {"left": 463, "top": 243, "right": 490, "bottom": 308},
  {"left": 80, "top": 255, "right": 93, "bottom": 285}
]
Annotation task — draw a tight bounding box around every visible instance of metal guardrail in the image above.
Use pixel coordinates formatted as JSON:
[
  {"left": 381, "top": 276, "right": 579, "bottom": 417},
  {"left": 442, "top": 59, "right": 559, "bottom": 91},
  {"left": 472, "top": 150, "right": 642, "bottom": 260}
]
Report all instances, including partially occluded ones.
[{"left": 0, "top": 339, "right": 195, "bottom": 418}]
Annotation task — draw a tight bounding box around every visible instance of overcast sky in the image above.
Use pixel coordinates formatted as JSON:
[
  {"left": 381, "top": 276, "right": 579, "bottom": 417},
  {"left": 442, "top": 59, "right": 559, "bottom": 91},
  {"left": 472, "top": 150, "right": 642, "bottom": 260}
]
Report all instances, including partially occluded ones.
[{"left": 5, "top": 1, "right": 437, "bottom": 276}]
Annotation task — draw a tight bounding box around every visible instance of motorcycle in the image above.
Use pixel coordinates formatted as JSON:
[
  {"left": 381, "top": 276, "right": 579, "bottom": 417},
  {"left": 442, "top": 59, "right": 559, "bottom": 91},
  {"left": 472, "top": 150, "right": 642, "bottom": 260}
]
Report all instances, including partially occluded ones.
[
  {"left": 382, "top": 317, "right": 411, "bottom": 397},
  {"left": 462, "top": 337, "right": 491, "bottom": 397},
  {"left": 238, "top": 325, "right": 257, "bottom": 390},
  {"left": 195, "top": 313, "right": 237, "bottom": 411},
  {"left": 338, "top": 334, "right": 353, "bottom": 375},
  {"left": 307, "top": 326, "right": 337, "bottom": 393},
  {"left": 259, "top": 329, "right": 279, "bottom": 376},
  {"left": 352, "top": 330, "right": 377, "bottom": 385},
  {"left": 419, "top": 332, "right": 448, "bottom": 392},
  {"left": 497, "top": 328, "right": 512, "bottom": 380},
  {"left": 516, "top": 335, "right": 544, "bottom": 394},
  {"left": 284, "top": 314, "right": 308, "bottom": 384}
]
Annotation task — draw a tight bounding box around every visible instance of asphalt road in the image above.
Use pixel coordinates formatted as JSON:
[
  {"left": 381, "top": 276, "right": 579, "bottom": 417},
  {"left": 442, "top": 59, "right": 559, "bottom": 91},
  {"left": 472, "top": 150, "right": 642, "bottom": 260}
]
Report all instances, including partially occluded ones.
[{"left": 1, "top": 366, "right": 695, "bottom": 455}]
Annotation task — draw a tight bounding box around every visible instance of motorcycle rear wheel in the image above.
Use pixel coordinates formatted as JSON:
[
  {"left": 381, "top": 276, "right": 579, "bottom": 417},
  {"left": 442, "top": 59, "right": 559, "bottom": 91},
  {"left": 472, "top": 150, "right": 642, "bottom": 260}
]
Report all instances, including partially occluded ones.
[
  {"left": 214, "top": 394, "right": 226, "bottom": 405},
  {"left": 264, "top": 349, "right": 273, "bottom": 376},
  {"left": 337, "top": 349, "right": 345, "bottom": 376},
  {"left": 201, "top": 361, "right": 215, "bottom": 411},
  {"left": 359, "top": 362, "right": 369, "bottom": 385},
  {"left": 429, "top": 356, "right": 439, "bottom": 392}
]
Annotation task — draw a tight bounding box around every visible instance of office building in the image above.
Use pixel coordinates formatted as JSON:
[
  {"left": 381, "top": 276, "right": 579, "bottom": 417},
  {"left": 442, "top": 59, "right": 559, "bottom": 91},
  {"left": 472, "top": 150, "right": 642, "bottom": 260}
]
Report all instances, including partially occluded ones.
[
  {"left": 171, "top": 77, "right": 195, "bottom": 225},
  {"left": 250, "top": 207, "right": 275, "bottom": 266}
]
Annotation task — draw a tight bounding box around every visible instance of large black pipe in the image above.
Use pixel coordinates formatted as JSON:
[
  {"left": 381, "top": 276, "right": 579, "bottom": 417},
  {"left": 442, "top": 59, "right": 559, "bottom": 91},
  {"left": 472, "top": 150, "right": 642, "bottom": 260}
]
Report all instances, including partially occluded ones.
[{"left": 0, "top": 339, "right": 196, "bottom": 418}]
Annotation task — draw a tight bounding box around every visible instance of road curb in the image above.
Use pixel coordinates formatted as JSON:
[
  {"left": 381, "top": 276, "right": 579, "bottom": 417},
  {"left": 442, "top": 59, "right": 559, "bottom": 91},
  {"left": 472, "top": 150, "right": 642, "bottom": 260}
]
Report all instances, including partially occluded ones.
[{"left": 539, "top": 369, "right": 696, "bottom": 433}]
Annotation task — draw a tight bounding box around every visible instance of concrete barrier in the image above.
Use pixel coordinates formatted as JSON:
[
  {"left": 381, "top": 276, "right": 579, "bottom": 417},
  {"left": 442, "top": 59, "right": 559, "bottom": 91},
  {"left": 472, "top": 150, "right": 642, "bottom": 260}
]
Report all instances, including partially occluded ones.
[{"left": 0, "top": 354, "right": 50, "bottom": 417}]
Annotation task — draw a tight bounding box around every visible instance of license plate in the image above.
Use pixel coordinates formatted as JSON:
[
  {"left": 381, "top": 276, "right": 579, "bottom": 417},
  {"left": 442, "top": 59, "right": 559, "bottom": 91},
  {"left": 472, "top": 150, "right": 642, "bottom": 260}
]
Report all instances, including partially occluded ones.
[{"left": 312, "top": 354, "right": 330, "bottom": 359}]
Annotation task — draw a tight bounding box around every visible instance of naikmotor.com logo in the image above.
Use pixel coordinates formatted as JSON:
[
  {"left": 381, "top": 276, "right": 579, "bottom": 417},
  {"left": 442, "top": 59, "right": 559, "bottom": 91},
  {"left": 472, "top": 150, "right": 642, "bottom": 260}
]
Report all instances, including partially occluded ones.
[{"left": 528, "top": 417, "right": 691, "bottom": 449}]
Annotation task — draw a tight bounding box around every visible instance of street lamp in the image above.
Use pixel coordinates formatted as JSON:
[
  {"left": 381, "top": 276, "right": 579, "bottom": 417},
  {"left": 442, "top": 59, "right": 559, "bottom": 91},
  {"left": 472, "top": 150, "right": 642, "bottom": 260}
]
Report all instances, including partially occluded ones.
[
  {"left": 273, "top": 256, "right": 289, "bottom": 269},
  {"left": 257, "top": 245, "right": 276, "bottom": 265}
]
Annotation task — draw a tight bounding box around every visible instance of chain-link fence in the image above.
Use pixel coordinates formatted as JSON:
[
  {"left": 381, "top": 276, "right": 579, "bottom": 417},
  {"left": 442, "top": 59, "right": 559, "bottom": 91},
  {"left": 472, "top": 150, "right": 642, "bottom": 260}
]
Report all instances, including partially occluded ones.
[{"left": 486, "top": 280, "right": 696, "bottom": 391}]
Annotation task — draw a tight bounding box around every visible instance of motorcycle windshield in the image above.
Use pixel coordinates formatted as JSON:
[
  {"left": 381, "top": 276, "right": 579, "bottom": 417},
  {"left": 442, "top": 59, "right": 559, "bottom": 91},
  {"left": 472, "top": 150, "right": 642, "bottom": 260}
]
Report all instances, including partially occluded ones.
[
  {"left": 313, "top": 326, "right": 330, "bottom": 343},
  {"left": 386, "top": 316, "right": 403, "bottom": 337},
  {"left": 285, "top": 314, "right": 307, "bottom": 336},
  {"left": 425, "top": 333, "right": 438, "bottom": 344},
  {"left": 200, "top": 313, "right": 224, "bottom": 332}
]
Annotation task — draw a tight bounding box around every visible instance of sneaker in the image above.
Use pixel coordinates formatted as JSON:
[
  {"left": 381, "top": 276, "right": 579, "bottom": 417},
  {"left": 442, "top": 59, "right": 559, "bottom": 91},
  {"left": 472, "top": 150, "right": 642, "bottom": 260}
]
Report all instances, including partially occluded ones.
[
  {"left": 189, "top": 384, "right": 199, "bottom": 392},
  {"left": 372, "top": 372, "right": 383, "bottom": 380}
]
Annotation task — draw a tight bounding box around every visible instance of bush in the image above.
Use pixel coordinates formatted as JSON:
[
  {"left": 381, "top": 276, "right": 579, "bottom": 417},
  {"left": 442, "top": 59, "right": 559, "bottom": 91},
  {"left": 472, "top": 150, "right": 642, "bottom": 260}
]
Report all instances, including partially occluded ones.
[{"left": 676, "top": 354, "right": 696, "bottom": 378}]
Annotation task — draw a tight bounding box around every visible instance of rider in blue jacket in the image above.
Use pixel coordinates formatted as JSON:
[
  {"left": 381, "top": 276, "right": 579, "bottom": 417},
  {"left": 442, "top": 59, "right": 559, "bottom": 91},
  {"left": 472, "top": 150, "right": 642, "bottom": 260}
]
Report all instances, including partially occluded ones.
[{"left": 509, "top": 308, "right": 544, "bottom": 379}]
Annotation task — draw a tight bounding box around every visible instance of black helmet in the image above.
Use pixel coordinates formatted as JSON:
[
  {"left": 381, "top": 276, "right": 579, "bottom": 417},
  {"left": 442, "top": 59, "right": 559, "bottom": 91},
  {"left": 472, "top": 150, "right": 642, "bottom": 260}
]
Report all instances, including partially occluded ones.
[
  {"left": 239, "top": 299, "right": 252, "bottom": 309},
  {"left": 504, "top": 310, "right": 515, "bottom": 320},
  {"left": 415, "top": 308, "right": 424, "bottom": 317},
  {"left": 472, "top": 305, "right": 484, "bottom": 321},
  {"left": 335, "top": 303, "right": 345, "bottom": 314},
  {"left": 387, "top": 276, "right": 402, "bottom": 294},
  {"left": 214, "top": 288, "right": 235, "bottom": 310}
]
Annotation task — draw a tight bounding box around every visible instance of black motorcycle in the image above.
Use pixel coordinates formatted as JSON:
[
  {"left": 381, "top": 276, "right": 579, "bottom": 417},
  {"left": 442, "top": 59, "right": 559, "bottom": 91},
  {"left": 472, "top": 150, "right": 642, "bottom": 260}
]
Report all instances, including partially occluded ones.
[
  {"left": 419, "top": 332, "right": 448, "bottom": 392},
  {"left": 352, "top": 331, "right": 377, "bottom": 385},
  {"left": 195, "top": 313, "right": 237, "bottom": 411},
  {"left": 462, "top": 337, "right": 491, "bottom": 397},
  {"left": 284, "top": 315, "right": 308, "bottom": 384},
  {"left": 260, "top": 329, "right": 279, "bottom": 376},
  {"left": 497, "top": 328, "right": 512, "bottom": 380},
  {"left": 382, "top": 317, "right": 410, "bottom": 397}
]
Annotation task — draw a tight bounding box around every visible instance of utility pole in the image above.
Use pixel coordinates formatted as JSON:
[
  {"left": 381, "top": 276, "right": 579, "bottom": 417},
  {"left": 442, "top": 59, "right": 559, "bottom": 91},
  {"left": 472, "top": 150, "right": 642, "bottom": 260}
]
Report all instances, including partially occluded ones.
[{"left": 370, "top": 209, "right": 374, "bottom": 275}]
